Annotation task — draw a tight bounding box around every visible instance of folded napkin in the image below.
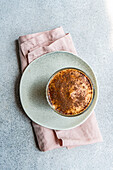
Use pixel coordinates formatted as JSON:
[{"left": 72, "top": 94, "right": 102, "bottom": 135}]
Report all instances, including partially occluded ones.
[{"left": 18, "top": 27, "right": 103, "bottom": 151}]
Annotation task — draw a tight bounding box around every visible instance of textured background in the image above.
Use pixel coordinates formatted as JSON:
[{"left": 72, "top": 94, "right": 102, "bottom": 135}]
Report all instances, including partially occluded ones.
[{"left": 0, "top": 0, "right": 113, "bottom": 170}]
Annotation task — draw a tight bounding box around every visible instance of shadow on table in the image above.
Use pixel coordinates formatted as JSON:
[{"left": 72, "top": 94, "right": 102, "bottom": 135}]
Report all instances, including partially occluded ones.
[{"left": 14, "top": 40, "right": 24, "bottom": 114}]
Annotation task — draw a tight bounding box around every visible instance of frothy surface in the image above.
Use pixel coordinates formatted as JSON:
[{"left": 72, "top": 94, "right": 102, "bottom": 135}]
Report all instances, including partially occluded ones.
[{"left": 47, "top": 68, "right": 93, "bottom": 116}]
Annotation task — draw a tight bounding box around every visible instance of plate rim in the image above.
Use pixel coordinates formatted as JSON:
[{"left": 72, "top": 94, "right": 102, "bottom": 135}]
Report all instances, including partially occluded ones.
[{"left": 19, "top": 51, "right": 98, "bottom": 130}]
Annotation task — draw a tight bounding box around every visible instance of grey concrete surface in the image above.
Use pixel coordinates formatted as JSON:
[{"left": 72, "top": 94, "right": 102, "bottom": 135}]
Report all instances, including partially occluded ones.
[{"left": 0, "top": 0, "right": 113, "bottom": 170}]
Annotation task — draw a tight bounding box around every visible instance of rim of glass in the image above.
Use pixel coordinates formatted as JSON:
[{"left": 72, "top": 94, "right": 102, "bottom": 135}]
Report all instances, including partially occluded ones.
[{"left": 46, "top": 67, "right": 95, "bottom": 117}]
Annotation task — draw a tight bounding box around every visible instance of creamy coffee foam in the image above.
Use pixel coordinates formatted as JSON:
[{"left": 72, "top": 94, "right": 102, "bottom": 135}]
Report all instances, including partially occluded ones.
[{"left": 47, "top": 68, "right": 93, "bottom": 116}]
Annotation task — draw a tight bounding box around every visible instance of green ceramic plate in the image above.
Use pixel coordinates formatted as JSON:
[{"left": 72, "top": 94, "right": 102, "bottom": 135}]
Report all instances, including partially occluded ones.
[{"left": 20, "top": 51, "right": 98, "bottom": 130}]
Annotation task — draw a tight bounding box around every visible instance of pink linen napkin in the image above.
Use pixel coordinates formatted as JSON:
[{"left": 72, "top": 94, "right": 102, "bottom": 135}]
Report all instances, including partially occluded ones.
[{"left": 18, "top": 27, "right": 103, "bottom": 151}]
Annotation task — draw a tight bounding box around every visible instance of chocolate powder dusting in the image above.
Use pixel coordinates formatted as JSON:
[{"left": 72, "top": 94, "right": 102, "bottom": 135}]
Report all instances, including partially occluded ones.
[{"left": 47, "top": 68, "right": 93, "bottom": 116}]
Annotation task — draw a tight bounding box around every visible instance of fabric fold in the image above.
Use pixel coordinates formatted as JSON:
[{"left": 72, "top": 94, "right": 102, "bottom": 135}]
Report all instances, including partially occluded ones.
[
  {"left": 27, "top": 33, "right": 76, "bottom": 63},
  {"left": 55, "top": 112, "right": 103, "bottom": 148},
  {"left": 20, "top": 26, "right": 65, "bottom": 57}
]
